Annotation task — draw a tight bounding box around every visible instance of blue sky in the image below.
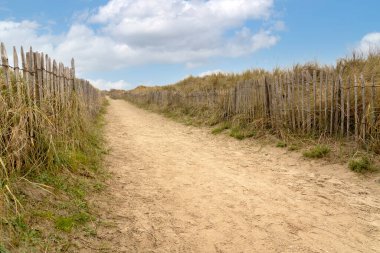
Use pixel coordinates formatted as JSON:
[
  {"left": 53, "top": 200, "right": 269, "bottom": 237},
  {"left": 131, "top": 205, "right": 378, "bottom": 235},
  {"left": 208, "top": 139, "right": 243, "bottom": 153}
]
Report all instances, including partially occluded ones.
[{"left": 0, "top": 0, "right": 379, "bottom": 90}]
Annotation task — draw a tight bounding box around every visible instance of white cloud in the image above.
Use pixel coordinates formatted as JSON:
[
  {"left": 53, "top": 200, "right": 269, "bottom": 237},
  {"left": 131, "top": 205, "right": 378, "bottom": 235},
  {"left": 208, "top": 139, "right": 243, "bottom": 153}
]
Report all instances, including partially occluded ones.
[
  {"left": 54, "top": 25, "right": 136, "bottom": 72},
  {"left": 87, "top": 0, "right": 280, "bottom": 64},
  {"left": 0, "top": 21, "right": 133, "bottom": 74},
  {"left": 0, "top": 0, "right": 282, "bottom": 76},
  {"left": 357, "top": 32, "right": 380, "bottom": 54},
  {"left": 0, "top": 20, "right": 57, "bottom": 58},
  {"left": 198, "top": 69, "right": 226, "bottom": 77},
  {"left": 272, "top": 20, "right": 286, "bottom": 31},
  {"left": 91, "top": 0, "right": 273, "bottom": 44},
  {"left": 91, "top": 0, "right": 273, "bottom": 24},
  {"left": 88, "top": 78, "right": 131, "bottom": 90},
  {"left": 225, "top": 28, "right": 279, "bottom": 57}
]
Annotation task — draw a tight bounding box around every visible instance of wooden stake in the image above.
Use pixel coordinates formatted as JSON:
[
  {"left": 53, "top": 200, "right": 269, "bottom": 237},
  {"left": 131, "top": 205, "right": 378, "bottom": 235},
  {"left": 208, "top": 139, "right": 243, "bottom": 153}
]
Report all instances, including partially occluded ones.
[
  {"left": 291, "top": 73, "right": 296, "bottom": 130},
  {"left": 13, "top": 46, "right": 22, "bottom": 101},
  {"left": 371, "top": 76, "right": 376, "bottom": 134},
  {"left": 354, "top": 75, "right": 358, "bottom": 140},
  {"left": 313, "top": 70, "right": 317, "bottom": 133},
  {"left": 306, "top": 72, "right": 311, "bottom": 133},
  {"left": 301, "top": 72, "right": 305, "bottom": 133},
  {"left": 325, "top": 72, "right": 329, "bottom": 133},
  {"left": 361, "top": 74, "right": 366, "bottom": 142},
  {"left": 347, "top": 77, "right": 351, "bottom": 139},
  {"left": 330, "top": 74, "right": 335, "bottom": 135},
  {"left": 340, "top": 75, "right": 345, "bottom": 136},
  {"left": 0, "top": 42, "right": 10, "bottom": 88}
]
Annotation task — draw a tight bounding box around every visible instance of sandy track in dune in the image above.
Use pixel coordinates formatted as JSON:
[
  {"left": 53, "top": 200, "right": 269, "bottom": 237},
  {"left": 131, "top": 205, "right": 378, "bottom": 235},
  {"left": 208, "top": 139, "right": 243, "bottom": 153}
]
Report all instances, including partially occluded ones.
[{"left": 80, "top": 98, "right": 380, "bottom": 253}]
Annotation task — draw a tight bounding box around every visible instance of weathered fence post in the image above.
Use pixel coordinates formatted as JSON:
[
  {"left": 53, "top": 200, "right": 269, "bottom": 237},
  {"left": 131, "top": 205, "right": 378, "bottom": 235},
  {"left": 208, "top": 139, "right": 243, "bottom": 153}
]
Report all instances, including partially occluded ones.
[
  {"left": 354, "top": 75, "right": 359, "bottom": 141},
  {"left": 371, "top": 76, "right": 376, "bottom": 135},
  {"left": 361, "top": 74, "right": 366, "bottom": 142},
  {"left": 340, "top": 75, "right": 345, "bottom": 136},
  {"left": 13, "top": 47, "right": 22, "bottom": 102},
  {"left": 346, "top": 77, "right": 351, "bottom": 139},
  {"left": 313, "top": 70, "right": 317, "bottom": 133},
  {"left": 0, "top": 42, "right": 10, "bottom": 88},
  {"left": 330, "top": 74, "right": 335, "bottom": 135}
]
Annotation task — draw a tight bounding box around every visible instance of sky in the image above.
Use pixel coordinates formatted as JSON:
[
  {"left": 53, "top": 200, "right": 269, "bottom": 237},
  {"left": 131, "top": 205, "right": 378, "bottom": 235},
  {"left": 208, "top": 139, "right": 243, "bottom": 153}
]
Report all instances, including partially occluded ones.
[{"left": 0, "top": 0, "right": 379, "bottom": 90}]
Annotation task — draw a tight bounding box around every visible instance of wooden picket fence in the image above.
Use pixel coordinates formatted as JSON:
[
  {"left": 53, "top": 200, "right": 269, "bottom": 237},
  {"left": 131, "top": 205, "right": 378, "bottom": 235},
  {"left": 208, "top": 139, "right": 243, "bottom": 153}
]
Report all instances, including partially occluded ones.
[
  {"left": 0, "top": 42, "right": 101, "bottom": 114},
  {"left": 0, "top": 42, "right": 102, "bottom": 129},
  {"left": 125, "top": 70, "right": 380, "bottom": 145},
  {"left": 0, "top": 42, "right": 102, "bottom": 174}
]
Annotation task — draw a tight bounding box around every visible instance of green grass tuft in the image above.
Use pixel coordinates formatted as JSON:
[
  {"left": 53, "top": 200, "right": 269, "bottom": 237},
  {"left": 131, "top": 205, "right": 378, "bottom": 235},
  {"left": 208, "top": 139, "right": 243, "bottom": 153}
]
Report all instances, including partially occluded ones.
[
  {"left": 55, "top": 212, "right": 91, "bottom": 233},
  {"left": 211, "top": 123, "right": 230, "bottom": 135},
  {"left": 303, "top": 145, "right": 330, "bottom": 158},
  {"left": 348, "top": 156, "right": 377, "bottom": 173},
  {"left": 288, "top": 145, "right": 300, "bottom": 151},
  {"left": 276, "top": 141, "right": 287, "bottom": 148},
  {"left": 6, "top": 215, "right": 42, "bottom": 248},
  {"left": 55, "top": 217, "right": 75, "bottom": 233},
  {"left": 244, "top": 131, "right": 256, "bottom": 138},
  {"left": 93, "top": 182, "right": 106, "bottom": 192},
  {"left": 0, "top": 244, "right": 9, "bottom": 253},
  {"left": 229, "top": 128, "right": 245, "bottom": 140},
  {"left": 229, "top": 128, "right": 256, "bottom": 140}
]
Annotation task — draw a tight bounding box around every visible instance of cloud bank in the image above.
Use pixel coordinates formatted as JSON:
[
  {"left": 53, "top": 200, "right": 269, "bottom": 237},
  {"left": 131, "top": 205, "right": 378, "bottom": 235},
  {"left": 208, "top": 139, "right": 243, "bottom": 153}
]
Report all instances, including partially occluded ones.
[
  {"left": 0, "top": 0, "right": 281, "bottom": 89},
  {"left": 357, "top": 32, "right": 380, "bottom": 54},
  {"left": 0, "top": 0, "right": 278, "bottom": 67},
  {"left": 88, "top": 79, "right": 132, "bottom": 90}
]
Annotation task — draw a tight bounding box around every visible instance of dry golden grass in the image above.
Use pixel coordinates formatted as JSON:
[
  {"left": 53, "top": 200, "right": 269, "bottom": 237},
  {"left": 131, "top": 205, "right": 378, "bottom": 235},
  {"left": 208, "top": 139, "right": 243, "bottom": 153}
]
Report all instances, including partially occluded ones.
[{"left": 0, "top": 67, "right": 105, "bottom": 251}]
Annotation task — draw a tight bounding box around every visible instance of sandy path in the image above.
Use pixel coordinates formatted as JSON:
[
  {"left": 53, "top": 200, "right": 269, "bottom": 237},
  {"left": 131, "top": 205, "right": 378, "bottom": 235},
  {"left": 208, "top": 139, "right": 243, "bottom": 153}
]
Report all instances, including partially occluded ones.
[{"left": 85, "top": 98, "right": 380, "bottom": 252}]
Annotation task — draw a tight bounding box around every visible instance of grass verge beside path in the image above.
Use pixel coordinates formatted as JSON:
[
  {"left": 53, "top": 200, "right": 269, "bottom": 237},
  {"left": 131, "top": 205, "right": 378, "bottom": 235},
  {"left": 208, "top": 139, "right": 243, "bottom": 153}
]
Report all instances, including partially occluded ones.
[
  {"left": 0, "top": 101, "right": 109, "bottom": 252},
  {"left": 113, "top": 98, "right": 379, "bottom": 175}
]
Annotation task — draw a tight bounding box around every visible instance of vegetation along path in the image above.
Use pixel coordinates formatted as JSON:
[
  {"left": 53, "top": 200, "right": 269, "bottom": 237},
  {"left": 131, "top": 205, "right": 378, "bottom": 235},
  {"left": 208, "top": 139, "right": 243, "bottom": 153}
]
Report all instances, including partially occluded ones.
[{"left": 84, "top": 98, "right": 380, "bottom": 252}]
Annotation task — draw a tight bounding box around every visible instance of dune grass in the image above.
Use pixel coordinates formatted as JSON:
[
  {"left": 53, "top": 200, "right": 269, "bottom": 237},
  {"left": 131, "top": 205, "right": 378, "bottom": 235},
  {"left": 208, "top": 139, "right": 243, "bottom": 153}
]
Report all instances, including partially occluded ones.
[
  {"left": 349, "top": 156, "right": 378, "bottom": 173},
  {"left": 276, "top": 141, "right": 287, "bottom": 148},
  {"left": 303, "top": 145, "right": 331, "bottom": 159},
  {"left": 0, "top": 72, "right": 107, "bottom": 251},
  {"left": 212, "top": 123, "right": 230, "bottom": 135},
  {"left": 0, "top": 104, "right": 108, "bottom": 251}
]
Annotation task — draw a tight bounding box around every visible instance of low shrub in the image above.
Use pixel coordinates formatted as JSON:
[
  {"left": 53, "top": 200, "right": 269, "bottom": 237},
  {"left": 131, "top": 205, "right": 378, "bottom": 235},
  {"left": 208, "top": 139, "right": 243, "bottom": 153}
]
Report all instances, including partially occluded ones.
[
  {"left": 0, "top": 244, "right": 9, "bottom": 253},
  {"left": 229, "top": 128, "right": 256, "bottom": 140},
  {"left": 276, "top": 141, "right": 287, "bottom": 148},
  {"left": 288, "top": 145, "right": 300, "bottom": 151},
  {"left": 211, "top": 123, "right": 230, "bottom": 135},
  {"left": 348, "top": 156, "right": 377, "bottom": 173},
  {"left": 303, "top": 145, "right": 330, "bottom": 158}
]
